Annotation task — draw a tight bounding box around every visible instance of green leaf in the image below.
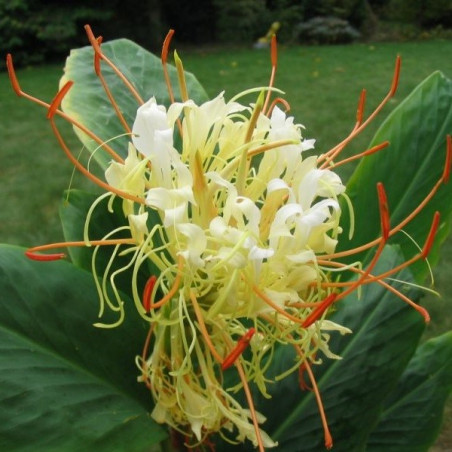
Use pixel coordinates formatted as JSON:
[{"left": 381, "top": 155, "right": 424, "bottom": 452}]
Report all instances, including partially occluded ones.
[
  {"left": 367, "top": 331, "right": 452, "bottom": 452},
  {"left": 338, "top": 71, "right": 452, "bottom": 281},
  {"left": 216, "top": 246, "right": 425, "bottom": 452},
  {"left": 0, "top": 245, "right": 166, "bottom": 451},
  {"left": 60, "top": 38, "right": 209, "bottom": 168}
]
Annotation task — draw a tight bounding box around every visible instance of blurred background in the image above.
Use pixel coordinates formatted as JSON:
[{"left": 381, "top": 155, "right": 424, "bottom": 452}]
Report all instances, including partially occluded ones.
[{"left": 1, "top": 0, "right": 451, "bottom": 67}]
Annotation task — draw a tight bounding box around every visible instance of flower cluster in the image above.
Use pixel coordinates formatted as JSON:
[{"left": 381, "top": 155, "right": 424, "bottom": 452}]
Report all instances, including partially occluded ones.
[
  {"left": 7, "top": 26, "right": 450, "bottom": 451},
  {"left": 127, "top": 90, "right": 349, "bottom": 448}
]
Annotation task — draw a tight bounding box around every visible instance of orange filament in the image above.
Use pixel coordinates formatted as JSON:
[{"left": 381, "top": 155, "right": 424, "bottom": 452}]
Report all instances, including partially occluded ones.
[
  {"left": 303, "top": 360, "right": 333, "bottom": 449},
  {"left": 142, "top": 275, "right": 158, "bottom": 312},
  {"left": 46, "top": 84, "right": 145, "bottom": 204},
  {"left": 326, "top": 140, "right": 450, "bottom": 261},
  {"left": 84, "top": 25, "right": 144, "bottom": 105},
  {"left": 221, "top": 328, "right": 256, "bottom": 371},
  {"left": 298, "top": 361, "right": 312, "bottom": 391},
  {"left": 327, "top": 140, "right": 389, "bottom": 170},
  {"left": 25, "top": 238, "right": 136, "bottom": 261},
  {"left": 189, "top": 291, "right": 223, "bottom": 364},
  {"left": 266, "top": 97, "right": 291, "bottom": 116},
  {"left": 234, "top": 358, "right": 265, "bottom": 452},
  {"left": 92, "top": 35, "right": 132, "bottom": 134},
  {"left": 316, "top": 211, "right": 439, "bottom": 323},
  {"left": 252, "top": 284, "right": 307, "bottom": 326},
  {"left": 148, "top": 255, "right": 184, "bottom": 310},
  {"left": 141, "top": 322, "right": 155, "bottom": 390},
  {"left": 6, "top": 53, "right": 124, "bottom": 164}
]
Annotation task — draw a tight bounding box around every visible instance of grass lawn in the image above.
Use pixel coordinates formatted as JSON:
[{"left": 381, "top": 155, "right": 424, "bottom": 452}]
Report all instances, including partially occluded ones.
[{"left": 1, "top": 38, "right": 452, "bottom": 448}]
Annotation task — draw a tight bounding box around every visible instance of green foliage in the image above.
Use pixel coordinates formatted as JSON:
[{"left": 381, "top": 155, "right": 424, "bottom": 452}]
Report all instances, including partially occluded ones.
[
  {"left": 367, "top": 331, "right": 452, "bottom": 451},
  {"left": 213, "top": 0, "right": 268, "bottom": 43},
  {"left": 385, "top": 0, "right": 452, "bottom": 28},
  {"left": 0, "top": 0, "right": 112, "bottom": 66},
  {"left": 0, "top": 245, "right": 167, "bottom": 452},
  {"left": 301, "top": 0, "right": 370, "bottom": 28},
  {"left": 295, "top": 16, "right": 361, "bottom": 44}
]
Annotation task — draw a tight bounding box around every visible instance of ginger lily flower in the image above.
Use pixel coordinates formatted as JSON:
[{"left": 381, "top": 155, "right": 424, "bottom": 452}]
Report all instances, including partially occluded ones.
[{"left": 7, "top": 26, "right": 451, "bottom": 451}]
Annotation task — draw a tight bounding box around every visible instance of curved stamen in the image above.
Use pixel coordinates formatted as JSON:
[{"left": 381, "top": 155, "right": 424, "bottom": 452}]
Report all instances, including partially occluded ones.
[
  {"left": 326, "top": 140, "right": 450, "bottom": 260},
  {"left": 84, "top": 25, "right": 144, "bottom": 105},
  {"left": 46, "top": 83, "right": 146, "bottom": 204},
  {"left": 222, "top": 328, "right": 256, "bottom": 370},
  {"left": 325, "top": 141, "right": 389, "bottom": 170},
  {"left": 25, "top": 238, "right": 135, "bottom": 261},
  {"left": 6, "top": 53, "right": 124, "bottom": 164},
  {"left": 93, "top": 36, "right": 132, "bottom": 133}
]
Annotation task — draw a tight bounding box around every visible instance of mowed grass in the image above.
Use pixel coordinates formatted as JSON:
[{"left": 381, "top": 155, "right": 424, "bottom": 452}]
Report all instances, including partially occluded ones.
[{"left": 1, "top": 39, "right": 452, "bottom": 448}]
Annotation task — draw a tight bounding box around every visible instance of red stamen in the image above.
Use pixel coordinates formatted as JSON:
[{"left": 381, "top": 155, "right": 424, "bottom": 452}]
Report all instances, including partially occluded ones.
[
  {"left": 221, "top": 328, "right": 256, "bottom": 371},
  {"left": 263, "top": 35, "right": 278, "bottom": 115},
  {"left": 302, "top": 294, "right": 337, "bottom": 328},
  {"left": 270, "top": 34, "right": 277, "bottom": 67},
  {"left": 142, "top": 275, "right": 157, "bottom": 312},
  {"left": 422, "top": 211, "right": 440, "bottom": 259},
  {"left": 162, "top": 29, "right": 175, "bottom": 65},
  {"left": 298, "top": 361, "right": 313, "bottom": 391},
  {"left": 390, "top": 55, "right": 401, "bottom": 97},
  {"left": 47, "top": 81, "right": 74, "bottom": 119},
  {"left": 443, "top": 135, "right": 451, "bottom": 183},
  {"left": 84, "top": 24, "right": 144, "bottom": 105},
  {"left": 356, "top": 89, "right": 366, "bottom": 125},
  {"left": 377, "top": 182, "right": 390, "bottom": 240},
  {"left": 94, "top": 36, "right": 103, "bottom": 76},
  {"left": 25, "top": 250, "right": 66, "bottom": 261},
  {"left": 6, "top": 54, "right": 22, "bottom": 96}
]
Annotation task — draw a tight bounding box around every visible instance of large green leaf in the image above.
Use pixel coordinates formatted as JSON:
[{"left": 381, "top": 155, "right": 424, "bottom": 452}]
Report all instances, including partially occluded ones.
[
  {"left": 215, "top": 246, "right": 425, "bottom": 451},
  {"left": 60, "top": 38, "right": 209, "bottom": 168},
  {"left": 338, "top": 71, "right": 452, "bottom": 281},
  {"left": 0, "top": 245, "right": 166, "bottom": 451},
  {"left": 367, "top": 331, "right": 452, "bottom": 452}
]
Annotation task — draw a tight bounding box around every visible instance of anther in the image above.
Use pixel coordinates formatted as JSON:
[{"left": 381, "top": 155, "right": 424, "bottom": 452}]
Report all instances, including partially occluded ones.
[
  {"left": 302, "top": 294, "right": 337, "bottom": 328},
  {"left": 162, "top": 29, "right": 175, "bottom": 65},
  {"left": 443, "top": 135, "right": 451, "bottom": 184},
  {"left": 390, "top": 55, "right": 401, "bottom": 97},
  {"left": 422, "top": 212, "right": 440, "bottom": 259},
  {"left": 142, "top": 275, "right": 157, "bottom": 313},
  {"left": 356, "top": 89, "right": 366, "bottom": 125},
  {"left": 377, "top": 182, "right": 390, "bottom": 240},
  {"left": 25, "top": 250, "right": 66, "bottom": 261},
  {"left": 221, "top": 328, "right": 256, "bottom": 370},
  {"left": 47, "top": 81, "right": 74, "bottom": 119},
  {"left": 6, "top": 54, "right": 22, "bottom": 97}
]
